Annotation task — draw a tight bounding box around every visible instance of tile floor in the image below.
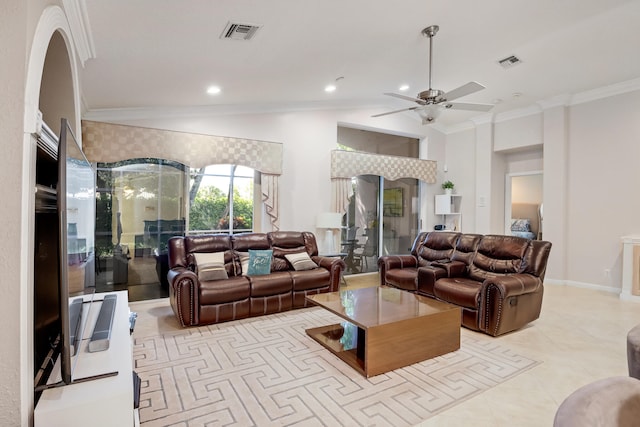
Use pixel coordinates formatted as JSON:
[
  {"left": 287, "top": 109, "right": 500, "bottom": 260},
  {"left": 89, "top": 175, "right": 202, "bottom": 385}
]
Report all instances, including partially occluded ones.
[{"left": 348, "top": 273, "right": 640, "bottom": 426}]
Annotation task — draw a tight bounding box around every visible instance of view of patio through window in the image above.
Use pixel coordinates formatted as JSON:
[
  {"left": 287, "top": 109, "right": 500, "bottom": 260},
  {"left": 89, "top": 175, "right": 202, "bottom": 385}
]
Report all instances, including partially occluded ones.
[{"left": 94, "top": 159, "right": 255, "bottom": 300}]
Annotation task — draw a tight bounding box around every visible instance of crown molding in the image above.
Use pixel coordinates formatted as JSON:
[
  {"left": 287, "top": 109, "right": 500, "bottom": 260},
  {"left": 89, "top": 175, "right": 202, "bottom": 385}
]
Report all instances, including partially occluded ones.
[
  {"left": 62, "top": 0, "right": 95, "bottom": 66},
  {"left": 570, "top": 77, "right": 640, "bottom": 106},
  {"left": 536, "top": 94, "right": 572, "bottom": 110}
]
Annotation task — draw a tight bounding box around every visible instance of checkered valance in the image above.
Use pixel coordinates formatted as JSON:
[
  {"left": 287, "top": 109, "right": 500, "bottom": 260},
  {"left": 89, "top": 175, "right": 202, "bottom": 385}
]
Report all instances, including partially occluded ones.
[
  {"left": 81, "top": 120, "right": 282, "bottom": 174},
  {"left": 331, "top": 150, "right": 436, "bottom": 182}
]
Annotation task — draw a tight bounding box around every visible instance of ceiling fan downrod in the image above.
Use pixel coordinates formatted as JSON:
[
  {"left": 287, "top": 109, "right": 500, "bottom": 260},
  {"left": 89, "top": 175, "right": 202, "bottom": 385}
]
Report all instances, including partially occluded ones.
[{"left": 421, "top": 25, "right": 439, "bottom": 92}]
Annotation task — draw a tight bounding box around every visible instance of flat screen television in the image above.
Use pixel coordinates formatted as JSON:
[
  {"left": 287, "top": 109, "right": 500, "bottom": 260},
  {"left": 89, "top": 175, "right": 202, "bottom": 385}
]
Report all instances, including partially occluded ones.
[
  {"left": 58, "top": 118, "right": 96, "bottom": 384},
  {"left": 34, "top": 118, "right": 96, "bottom": 395}
]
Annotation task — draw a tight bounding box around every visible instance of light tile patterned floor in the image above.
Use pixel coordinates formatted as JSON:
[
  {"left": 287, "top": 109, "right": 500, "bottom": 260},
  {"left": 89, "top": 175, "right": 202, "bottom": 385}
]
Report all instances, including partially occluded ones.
[{"left": 130, "top": 272, "right": 640, "bottom": 426}]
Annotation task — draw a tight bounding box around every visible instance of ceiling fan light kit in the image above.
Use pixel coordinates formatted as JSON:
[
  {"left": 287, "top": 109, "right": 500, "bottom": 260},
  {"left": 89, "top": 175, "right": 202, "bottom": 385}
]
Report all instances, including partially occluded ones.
[{"left": 373, "top": 25, "right": 494, "bottom": 124}]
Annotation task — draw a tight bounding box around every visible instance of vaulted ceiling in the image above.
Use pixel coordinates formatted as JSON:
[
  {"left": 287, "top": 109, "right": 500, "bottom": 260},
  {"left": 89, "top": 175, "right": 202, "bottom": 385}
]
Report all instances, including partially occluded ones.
[{"left": 79, "top": 0, "right": 640, "bottom": 128}]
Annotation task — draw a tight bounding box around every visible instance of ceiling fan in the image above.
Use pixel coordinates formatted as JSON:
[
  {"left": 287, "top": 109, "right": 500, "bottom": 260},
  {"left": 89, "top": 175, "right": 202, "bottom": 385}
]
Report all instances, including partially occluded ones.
[{"left": 373, "top": 25, "right": 494, "bottom": 124}]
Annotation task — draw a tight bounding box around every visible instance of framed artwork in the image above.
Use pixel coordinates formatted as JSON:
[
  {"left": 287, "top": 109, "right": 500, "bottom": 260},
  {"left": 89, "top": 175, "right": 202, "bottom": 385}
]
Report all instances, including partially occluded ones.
[{"left": 383, "top": 188, "right": 403, "bottom": 217}]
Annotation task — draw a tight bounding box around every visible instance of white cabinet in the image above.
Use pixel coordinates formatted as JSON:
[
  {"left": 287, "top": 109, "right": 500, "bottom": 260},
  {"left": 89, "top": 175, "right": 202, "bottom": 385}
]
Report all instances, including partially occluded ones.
[
  {"left": 34, "top": 291, "right": 137, "bottom": 427},
  {"left": 434, "top": 194, "right": 462, "bottom": 231}
]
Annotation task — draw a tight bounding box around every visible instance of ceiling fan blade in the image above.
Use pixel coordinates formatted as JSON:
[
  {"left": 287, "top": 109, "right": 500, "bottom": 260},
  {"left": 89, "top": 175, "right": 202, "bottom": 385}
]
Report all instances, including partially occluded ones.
[
  {"left": 371, "top": 106, "right": 419, "bottom": 118},
  {"left": 442, "top": 81, "right": 485, "bottom": 101},
  {"left": 383, "top": 93, "right": 424, "bottom": 103},
  {"left": 445, "top": 102, "right": 494, "bottom": 112}
]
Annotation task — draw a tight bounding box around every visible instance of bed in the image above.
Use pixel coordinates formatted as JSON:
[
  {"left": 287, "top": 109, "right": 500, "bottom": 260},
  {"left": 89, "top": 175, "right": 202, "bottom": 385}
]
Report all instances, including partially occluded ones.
[{"left": 510, "top": 203, "right": 541, "bottom": 240}]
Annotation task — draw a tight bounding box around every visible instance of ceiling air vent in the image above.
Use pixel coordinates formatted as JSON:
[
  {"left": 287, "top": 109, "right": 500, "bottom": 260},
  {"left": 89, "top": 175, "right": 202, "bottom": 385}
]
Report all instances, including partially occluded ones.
[
  {"left": 498, "top": 55, "right": 523, "bottom": 69},
  {"left": 220, "top": 21, "right": 261, "bottom": 41}
]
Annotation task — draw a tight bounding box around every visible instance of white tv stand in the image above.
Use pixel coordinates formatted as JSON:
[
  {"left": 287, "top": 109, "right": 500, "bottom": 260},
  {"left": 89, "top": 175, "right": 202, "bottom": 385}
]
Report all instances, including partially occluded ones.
[{"left": 34, "top": 291, "right": 138, "bottom": 427}]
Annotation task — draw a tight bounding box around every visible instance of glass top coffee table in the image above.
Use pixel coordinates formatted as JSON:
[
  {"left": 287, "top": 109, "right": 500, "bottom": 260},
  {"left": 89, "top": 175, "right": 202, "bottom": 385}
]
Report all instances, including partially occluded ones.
[{"left": 306, "top": 286, "right": 461, "bottom": 377}]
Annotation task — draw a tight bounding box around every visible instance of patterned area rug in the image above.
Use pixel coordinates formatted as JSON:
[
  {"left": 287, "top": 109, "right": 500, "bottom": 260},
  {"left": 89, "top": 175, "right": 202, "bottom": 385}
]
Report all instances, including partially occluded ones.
[{"left": 133, "top": 307, "right": 539, "bottom": 426}]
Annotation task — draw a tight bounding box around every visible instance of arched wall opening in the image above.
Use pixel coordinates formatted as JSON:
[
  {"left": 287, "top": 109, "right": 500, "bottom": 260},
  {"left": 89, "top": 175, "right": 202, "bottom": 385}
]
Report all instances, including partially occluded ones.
[{"left": 21, "top": 6, "right": 81, "bottom": 423}]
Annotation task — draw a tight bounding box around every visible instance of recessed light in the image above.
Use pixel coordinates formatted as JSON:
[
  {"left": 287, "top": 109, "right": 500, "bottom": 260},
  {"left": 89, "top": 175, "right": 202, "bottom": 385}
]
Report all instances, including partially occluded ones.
[
  {"left": 206, "top": 86, "right": 221, "bottom": 95},
  {"left": 325, "top": 84, "right": 337, "bottom": 93},
  {"left": 399, "top": 84, "right": 410, "bottom": 91}
]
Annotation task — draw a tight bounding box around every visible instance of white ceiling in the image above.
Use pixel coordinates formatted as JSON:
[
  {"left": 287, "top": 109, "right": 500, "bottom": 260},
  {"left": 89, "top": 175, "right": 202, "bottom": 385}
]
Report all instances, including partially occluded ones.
[{"left": 80, "top": 0, "right": 640, "bottom": 127}]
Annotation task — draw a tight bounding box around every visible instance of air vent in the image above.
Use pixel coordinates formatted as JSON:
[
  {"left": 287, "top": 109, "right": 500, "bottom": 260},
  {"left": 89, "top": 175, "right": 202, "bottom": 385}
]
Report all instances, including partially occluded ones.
[
  {"left": 498, "top": 55, "right": 523, "bottom": 69},
  {"left": 220, "top": 21, "right": 261, "bottom": 41}
]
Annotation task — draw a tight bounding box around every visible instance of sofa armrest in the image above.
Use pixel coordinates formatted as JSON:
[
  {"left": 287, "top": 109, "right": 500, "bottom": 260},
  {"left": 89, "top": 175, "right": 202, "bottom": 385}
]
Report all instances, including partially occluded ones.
[
  {"left": 312, "top": 255, "right": 346, "bottom": 292},
  {"left": 377, "top": 255, "right": 418, "bottom": 286},
  {"left": 168, "top": 267, "right": 200, "bottom": 327},
  {"left": 482, "top": 273, "right": 541, "bottom": 297},
  {"left": 479, "top": 273, "right": 543, "bottom": 336},
  {"left": 416, "top": 266, "right": 446, "bottom": 297},
  {"left": 431, "top": 260, "right": 467, "bottom": 277}
]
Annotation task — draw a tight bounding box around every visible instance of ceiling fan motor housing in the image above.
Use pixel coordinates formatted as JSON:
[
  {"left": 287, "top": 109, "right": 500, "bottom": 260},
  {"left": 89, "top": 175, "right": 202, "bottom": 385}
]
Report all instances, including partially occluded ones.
[{"left": 418, "top": 89, "right": 443, "bottom": 103}]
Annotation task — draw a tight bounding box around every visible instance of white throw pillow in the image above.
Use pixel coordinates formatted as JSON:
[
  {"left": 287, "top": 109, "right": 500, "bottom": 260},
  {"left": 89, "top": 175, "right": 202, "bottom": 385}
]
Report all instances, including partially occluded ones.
[
  {"left": 238, "top": 252, "right": 250, "bottom": 276},
  {"left": 193, "top": 252, "right": 228, "bottom": 281},
  {"left": 285, "top": 251, "right": 318, "bottom": 271}
]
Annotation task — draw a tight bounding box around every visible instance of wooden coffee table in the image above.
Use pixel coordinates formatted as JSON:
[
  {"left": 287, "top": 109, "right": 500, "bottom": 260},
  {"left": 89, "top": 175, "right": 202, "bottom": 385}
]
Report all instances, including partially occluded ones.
[{"left": 306, "top": 286, "right": 461, "bottom": 377}]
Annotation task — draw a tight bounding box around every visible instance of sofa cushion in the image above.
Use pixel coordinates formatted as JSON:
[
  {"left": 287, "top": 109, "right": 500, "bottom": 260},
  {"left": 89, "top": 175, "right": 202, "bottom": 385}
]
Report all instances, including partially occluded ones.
[
  {"left": 384, "top": 267, "right": 418, "bottom": 292},
  {"left": 248, "top": 271, "right": 292, "bottom": 297},
  {"left": 468, "top": 235, "right": 529, "bottom": 281},
  {"left": 434, "top": 277, "right": 482, "bottom": 309},
  {"left": 199, "top": 276, "right": 250, "bottom": 305},
  {"left": 269, "top": 231, "right": 313, "bottom": 271},
  {"left": 416, "top": 232, "right": 459, "bottom": 266},
  {"left": 194, "top": 251, "right": 229, "bottom": 281},
  {"left": 285, "top": 251, "right": 317, "bottom": 271},
  {"left": 291, "top": 268, "right": 331, "bottom": 291},
  {"left": 247, "top": 249, "right": 273, "bottom": 276}
]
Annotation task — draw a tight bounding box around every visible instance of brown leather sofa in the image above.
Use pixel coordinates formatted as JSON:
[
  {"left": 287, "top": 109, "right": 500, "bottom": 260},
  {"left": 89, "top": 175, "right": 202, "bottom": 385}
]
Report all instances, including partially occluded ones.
[
  {"left": 379, "top": 232, "right": 551, "bottom": 336},
  {"left": 167, "top": 231, "right": 346, "bottom": 327}
]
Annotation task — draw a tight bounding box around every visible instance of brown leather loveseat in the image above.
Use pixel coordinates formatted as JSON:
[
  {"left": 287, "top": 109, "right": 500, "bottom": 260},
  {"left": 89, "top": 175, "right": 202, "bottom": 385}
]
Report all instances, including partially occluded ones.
[
  {"left": 379, "top": 232, "right": 551, "bottom": 336},
  {"left": 167, "top": 231, "right": 346, "bottom": 327}
]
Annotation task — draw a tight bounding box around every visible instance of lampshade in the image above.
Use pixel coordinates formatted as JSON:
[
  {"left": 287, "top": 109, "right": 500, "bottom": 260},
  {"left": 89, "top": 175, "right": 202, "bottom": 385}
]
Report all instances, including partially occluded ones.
[
  {"left": 417, "top": 105, "right": 442, "bottom": 124},
  {"left": 316, "top": 212, "right": 342, "bottom": 229}
]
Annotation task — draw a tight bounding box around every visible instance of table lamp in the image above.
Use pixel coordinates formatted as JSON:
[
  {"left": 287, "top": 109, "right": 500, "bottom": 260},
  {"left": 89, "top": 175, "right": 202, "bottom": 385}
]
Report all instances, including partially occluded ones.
[{"left": 316, "top": 212, "right": 342, "bottom": 254}]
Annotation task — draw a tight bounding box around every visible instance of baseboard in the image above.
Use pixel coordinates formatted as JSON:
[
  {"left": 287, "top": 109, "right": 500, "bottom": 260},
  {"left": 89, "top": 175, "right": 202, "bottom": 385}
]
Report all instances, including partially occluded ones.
[{"left": 544, "top": 278, "right": 621, "bottom": 295}]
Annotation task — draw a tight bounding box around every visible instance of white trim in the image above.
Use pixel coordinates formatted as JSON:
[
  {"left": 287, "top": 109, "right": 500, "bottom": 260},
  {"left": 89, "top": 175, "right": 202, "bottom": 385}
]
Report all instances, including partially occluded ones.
[
  {"left": 61, "top": 0, "right": 96, "bottom": 66},
  {"left": 571, "top": 77, "right": 640, "bottom": 106},
  {"left": 536, "top": 94, "right": 571, "bottom": 110}
]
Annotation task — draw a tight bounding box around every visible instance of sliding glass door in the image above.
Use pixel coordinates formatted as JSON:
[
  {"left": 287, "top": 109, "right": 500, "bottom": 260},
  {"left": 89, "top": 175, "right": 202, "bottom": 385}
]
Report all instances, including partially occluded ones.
[{"left": 343, "top": 175, "right": 419, "bottom": 275}]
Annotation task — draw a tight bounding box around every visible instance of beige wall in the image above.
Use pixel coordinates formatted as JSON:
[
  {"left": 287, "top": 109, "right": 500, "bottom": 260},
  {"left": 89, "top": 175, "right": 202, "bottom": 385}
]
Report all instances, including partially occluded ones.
[
  {"left": 512, "top": 174, "right": 543, "bottom": 204},
  {"left": 566, "top": 90, "right": 640, "bottom": 289},
  {"left": 1, "top": 1, "right": 29, "bottom": 425},
  {"left": 444, "top": 86, "right": 640, "bottom": 292}
]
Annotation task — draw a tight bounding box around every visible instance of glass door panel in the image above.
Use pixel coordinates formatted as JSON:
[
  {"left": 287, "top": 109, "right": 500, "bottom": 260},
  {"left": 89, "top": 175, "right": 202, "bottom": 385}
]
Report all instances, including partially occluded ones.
[
  {"left": 343, "top": 176, "right": 419, "bottom": 275},
  {"left": 382, "top": 178, "right": 419, "bottom": 256},
  {"left": 343, "top": 175, "right": 379, "bottom": 275}
]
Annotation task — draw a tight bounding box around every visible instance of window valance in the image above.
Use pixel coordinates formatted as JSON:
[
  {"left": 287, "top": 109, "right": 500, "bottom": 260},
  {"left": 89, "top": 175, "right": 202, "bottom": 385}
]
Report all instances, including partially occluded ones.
[
  {"left": 330, "top": 150, "right": 436, "bottom": 182},
  {"left": 81, "top": 120, "right": 282, "bottom": 174}
]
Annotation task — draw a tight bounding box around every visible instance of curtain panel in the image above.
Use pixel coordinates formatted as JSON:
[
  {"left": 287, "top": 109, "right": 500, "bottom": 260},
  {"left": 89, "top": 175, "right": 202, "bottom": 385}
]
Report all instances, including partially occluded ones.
[{"left": 81, "top": 120, "right": 283, "bottom": 230}]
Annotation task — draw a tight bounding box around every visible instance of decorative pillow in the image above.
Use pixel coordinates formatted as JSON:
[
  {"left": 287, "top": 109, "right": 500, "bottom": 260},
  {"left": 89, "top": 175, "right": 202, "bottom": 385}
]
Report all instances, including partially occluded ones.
[
  {"left": 511, "top": 218, "right": 531, "bottom": 232},
  {"left": 193, "top": 252, "right": 228, "bottom": 281},
  {"left": 238, "top": 252, "right": 250, "bottom": 276},
  {"left": 285, "top": 251, "right": 317, "bottom": 271},
  {"left": 247, "top": 249, "right": 273, "bottom": 276}
]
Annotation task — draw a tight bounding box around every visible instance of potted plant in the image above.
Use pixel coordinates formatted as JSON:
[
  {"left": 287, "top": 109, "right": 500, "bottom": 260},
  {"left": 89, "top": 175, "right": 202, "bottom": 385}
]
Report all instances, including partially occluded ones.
[{"left": 442, "top": 180, "right": 455, "bottom": 195}]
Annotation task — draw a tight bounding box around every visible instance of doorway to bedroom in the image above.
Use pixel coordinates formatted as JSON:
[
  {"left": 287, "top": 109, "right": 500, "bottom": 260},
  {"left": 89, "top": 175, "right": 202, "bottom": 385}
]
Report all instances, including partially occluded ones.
[{"left": 505, "top": 172, "right": 543, "bottom": 240}]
